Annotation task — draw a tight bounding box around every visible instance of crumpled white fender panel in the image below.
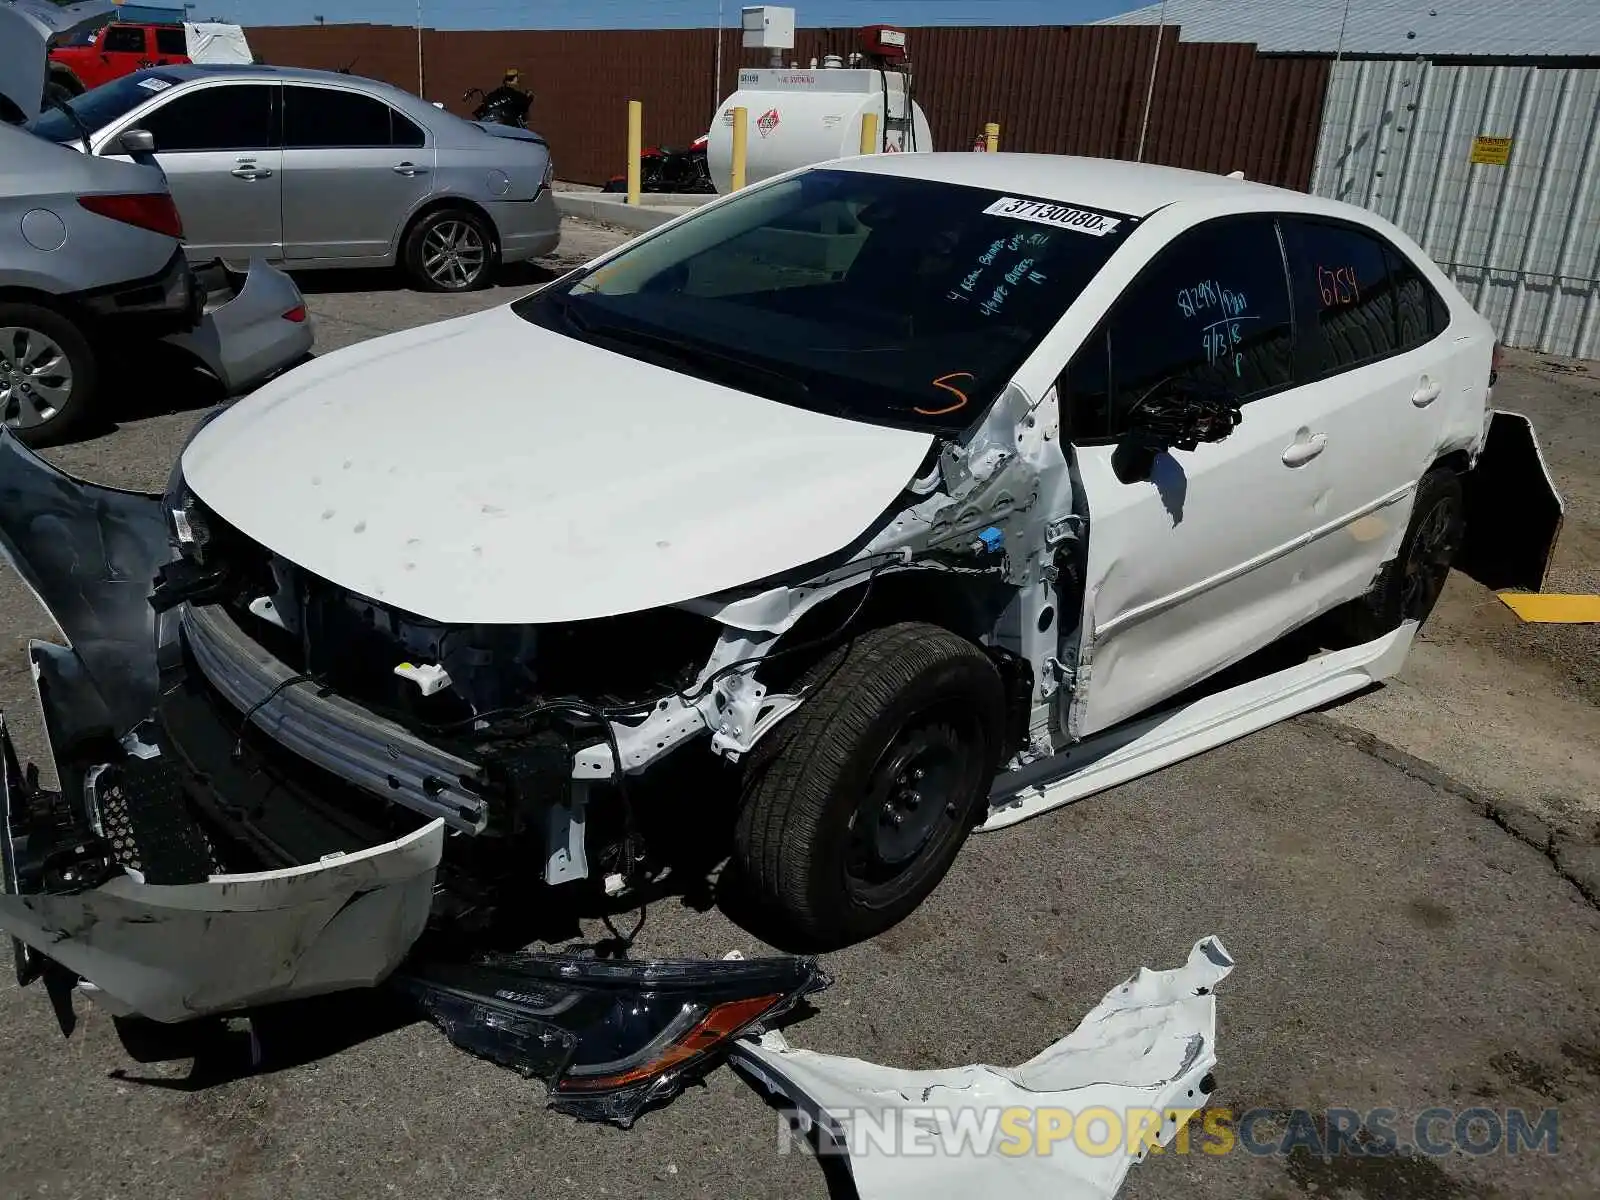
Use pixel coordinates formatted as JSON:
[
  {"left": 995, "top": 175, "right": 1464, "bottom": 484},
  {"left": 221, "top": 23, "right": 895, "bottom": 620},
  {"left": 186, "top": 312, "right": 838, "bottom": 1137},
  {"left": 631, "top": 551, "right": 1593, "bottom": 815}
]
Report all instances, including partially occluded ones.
[
  {"left": 0, "top": 819, "right": 444, "bottom": 1024},
  {"left": 731, "top": 936, "right": 1234, "bottom": 1200}
]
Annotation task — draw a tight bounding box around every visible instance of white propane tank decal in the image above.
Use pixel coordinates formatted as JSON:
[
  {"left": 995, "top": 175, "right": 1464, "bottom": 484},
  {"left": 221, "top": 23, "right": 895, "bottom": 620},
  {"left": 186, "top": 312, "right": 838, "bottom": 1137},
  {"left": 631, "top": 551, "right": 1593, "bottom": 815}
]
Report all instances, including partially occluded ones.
[{"left": 705, "top": 68, "right": 934, "bottom": 194}]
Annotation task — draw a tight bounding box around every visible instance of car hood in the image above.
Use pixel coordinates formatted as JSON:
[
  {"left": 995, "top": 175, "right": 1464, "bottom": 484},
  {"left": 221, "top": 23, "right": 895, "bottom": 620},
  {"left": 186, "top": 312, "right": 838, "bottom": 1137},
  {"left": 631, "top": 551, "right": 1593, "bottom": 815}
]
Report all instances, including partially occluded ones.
[
  {"left": 0, "top": 4, "right": 49, "bottom": 117},
  {"left": 181, "top": 305, "right": 935, "bottom": 625}
]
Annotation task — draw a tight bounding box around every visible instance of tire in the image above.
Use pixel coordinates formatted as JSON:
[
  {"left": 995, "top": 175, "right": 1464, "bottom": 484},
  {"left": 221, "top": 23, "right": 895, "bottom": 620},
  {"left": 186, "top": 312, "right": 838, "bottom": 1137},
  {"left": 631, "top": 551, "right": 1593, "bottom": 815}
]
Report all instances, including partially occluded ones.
[
  {"left": 45, "top": 81, "right": 76, "bottom": 108},
  {"left": 1329, "top": 467, "right": 1465, "bottom": 645},
  {"left": 734, "top": 622, "right": 1005, "bottom": 948},
  {"left": 402, "top": 207, "right": 499, "bottom": 292},
  {"left": 0, "top": 302, "right": 98, "bottom": 448}
]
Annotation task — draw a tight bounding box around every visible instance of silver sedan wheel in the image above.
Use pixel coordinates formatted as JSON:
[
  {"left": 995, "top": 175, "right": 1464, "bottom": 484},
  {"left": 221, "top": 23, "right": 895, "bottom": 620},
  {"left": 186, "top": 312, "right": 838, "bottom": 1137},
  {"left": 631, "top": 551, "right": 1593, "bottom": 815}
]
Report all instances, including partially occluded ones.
[
  {"left": 421, "top": 219, "right": 487, "bottom": 289},
  {"left": 0, "top": 326, "right": 74, "bottom": 430}
]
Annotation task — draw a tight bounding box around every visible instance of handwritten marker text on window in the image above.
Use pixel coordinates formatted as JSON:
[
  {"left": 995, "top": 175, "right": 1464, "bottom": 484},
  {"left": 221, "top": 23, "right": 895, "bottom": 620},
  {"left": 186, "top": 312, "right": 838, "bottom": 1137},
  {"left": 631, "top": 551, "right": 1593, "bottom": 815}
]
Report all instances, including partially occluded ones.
[
  {"left": 1316, "top": 265, "right": 1360, "bottom": 307},
  {"left": 1178, "top": 281, "right": 1254, "bottom": 378}
]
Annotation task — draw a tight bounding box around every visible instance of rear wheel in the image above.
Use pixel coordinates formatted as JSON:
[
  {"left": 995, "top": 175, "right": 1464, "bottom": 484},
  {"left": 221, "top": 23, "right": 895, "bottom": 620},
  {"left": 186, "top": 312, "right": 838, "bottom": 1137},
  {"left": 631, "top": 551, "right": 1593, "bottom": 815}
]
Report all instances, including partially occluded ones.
[
  {"left": 403, "top": 207, "right": 499, "bottom": 292},
  {"left": 0, "top": 303, "right": 97, "bottom": 448},
  {"left": 734, "top": 622, "right": 1004, "bottom": 948},
  {"left": 1329, "top": 467, "right": 1465, "bottom": 644}
]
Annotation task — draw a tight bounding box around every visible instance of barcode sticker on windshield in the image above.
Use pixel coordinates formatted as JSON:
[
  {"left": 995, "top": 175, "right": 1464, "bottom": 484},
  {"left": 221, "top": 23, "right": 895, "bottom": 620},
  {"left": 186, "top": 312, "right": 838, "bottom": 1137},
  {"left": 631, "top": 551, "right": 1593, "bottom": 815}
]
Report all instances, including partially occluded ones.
[
  {"left": 138, "top": 78, "right": 173, "bottom": 92},
  {"left": 984, "top": 197, "right": 1121, "bottom": 237}
]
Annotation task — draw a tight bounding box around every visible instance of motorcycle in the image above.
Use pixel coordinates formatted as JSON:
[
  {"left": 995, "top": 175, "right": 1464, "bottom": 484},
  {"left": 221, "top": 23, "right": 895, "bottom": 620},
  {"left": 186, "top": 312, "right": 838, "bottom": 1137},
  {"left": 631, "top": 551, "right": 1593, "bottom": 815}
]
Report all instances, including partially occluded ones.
[
  {"left": 602, "top": 133, "right": 715, "bottom": 195},
  {"left": 465, "top": 82, "right": 532, "bottom": 129}
]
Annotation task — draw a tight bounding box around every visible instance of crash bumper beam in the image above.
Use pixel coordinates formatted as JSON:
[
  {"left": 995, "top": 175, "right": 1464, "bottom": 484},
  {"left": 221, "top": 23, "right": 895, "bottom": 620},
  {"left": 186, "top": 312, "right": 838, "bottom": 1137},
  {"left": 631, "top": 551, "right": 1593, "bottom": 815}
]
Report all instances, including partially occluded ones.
[{"left": 181, "top": 601, "right": 489, "bottom": 832}]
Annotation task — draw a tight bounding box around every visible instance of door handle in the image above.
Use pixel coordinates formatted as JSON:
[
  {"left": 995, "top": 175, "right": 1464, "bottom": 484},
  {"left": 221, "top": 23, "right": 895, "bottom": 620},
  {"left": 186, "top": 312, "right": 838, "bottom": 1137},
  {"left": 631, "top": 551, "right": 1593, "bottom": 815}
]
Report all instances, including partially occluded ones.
[
  {"left": 1281, "top": 432, "right": 1328, "bottom": 467},
  {"left": 231, "top": 166, "right": 273, "bottom": 179},
  {"left": 392, "top": 162, "right": 429, "bottom": 176},
  {"left": 1411, "top": 377, "right": 1442, "bottom": 407}
]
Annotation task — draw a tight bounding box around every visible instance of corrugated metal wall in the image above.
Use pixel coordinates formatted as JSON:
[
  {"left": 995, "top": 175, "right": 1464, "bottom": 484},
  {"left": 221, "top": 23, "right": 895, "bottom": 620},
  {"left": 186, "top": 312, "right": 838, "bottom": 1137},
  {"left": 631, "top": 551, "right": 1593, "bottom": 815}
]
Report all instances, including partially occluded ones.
[
  {"left": 1311, "top": 59, "right": 1600, "bottom": 358},
  {"left": 246, "top": 24, "right": 1329, "bottom": 191}
]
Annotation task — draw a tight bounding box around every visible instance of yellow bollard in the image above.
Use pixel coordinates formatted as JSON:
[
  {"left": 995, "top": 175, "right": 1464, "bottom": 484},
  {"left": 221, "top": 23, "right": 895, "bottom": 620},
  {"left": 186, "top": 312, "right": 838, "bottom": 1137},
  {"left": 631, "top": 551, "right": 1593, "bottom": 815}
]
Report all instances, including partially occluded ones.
[
  {"left": 859, "top": 111, "right": 879, "bottom": 155},
  {"left": 626, "top": 100, "right": 643, "bottom": 206},
  {"left": 731, "top": 105, "right": 748, "bottom": 191},
  {"left": 985, "top": 122, "right": 1000, "bottom": 153}
]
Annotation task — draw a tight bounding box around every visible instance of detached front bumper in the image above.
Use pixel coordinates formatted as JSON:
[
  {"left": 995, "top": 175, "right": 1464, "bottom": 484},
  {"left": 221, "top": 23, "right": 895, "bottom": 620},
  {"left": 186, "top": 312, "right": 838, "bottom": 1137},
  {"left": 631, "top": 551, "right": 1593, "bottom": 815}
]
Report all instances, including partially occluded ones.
[
  {"left": 0, "top": 431, "right": 438, "bottom": 1024},
  {"left": 163, "top": 260, "right": 314, "bottom": 394}
]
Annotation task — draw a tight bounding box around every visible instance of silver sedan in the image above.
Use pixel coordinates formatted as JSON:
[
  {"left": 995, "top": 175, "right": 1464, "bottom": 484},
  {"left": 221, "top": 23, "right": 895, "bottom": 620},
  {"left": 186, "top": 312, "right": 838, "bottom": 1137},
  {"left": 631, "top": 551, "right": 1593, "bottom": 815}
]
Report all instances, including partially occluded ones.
[{"left": 27, "top": 65, "right": 562, "bottom": 291}]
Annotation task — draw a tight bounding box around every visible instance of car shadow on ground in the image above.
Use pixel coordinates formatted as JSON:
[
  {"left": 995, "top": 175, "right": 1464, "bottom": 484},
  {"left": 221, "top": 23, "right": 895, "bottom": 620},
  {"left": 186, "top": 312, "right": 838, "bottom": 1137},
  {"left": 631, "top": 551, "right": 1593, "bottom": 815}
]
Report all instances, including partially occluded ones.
[
  {"left": 85, "top": 346, "right": 229, "bottom": 443},
  {"left": 288, "top": 260, "right": 568, "bottom": 296}
]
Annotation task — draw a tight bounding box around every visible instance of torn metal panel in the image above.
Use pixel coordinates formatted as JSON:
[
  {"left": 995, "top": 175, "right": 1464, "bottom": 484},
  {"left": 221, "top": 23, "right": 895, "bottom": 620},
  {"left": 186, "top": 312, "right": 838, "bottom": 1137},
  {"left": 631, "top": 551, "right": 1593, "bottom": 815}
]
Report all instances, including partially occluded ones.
[
  {"left": 0, "top": 430, "right": 172, "bottom": 738},
  {"left": 396, "top": 952, "right": 830, "bottom": 1127},
  {"left": 0, "top": 706, "right": 444, "bottom": 1023},
  {"left": 0, "top": 433, "right": 444, "bottom": 1023},
  {"left": 731, "top": 936, "right": 1233, "bottom": 1200}
]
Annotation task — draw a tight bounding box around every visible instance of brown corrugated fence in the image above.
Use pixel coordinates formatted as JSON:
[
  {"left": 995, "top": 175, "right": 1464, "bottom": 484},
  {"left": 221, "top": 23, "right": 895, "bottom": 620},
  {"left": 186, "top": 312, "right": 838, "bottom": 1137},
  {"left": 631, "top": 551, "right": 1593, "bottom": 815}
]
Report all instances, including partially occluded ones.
[{"left": 245, "top": 24, "right": 1330, "bottom": 190}]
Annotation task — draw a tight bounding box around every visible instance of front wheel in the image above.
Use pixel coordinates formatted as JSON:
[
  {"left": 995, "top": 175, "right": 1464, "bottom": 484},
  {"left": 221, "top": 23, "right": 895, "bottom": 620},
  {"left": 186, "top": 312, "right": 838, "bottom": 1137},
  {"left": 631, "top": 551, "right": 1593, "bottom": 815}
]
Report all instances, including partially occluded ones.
[
  {"left": 403, "top": 208, "right": 499, "bottom": 292},
  {"left": 0, "top": 303, "right": 98, "bottom": 448},
  {"left": 733, "top": 622, "right": 1005, "bottom": 948}
]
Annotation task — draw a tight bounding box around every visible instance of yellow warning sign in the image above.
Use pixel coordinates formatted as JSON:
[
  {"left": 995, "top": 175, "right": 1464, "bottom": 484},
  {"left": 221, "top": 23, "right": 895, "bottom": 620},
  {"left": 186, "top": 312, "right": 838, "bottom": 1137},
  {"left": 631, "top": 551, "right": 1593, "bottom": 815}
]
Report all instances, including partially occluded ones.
[
  {"left": 1470, "top": 136, "right": 1513, "bottom": 166},
  {"left": 1498, "top": 593, "right": 1600, "bottom": 623}
]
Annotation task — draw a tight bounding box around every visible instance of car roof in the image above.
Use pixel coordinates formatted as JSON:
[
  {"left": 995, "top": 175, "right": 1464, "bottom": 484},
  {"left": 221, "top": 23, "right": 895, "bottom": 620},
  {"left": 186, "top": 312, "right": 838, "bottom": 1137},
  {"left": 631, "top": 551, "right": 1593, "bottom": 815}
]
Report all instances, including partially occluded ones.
[
  {"left": 146, "top": 64, "right": 454, "bottom": 124},
  {"left": 831, "top": 152, "right": 1311, "bottom": 220},
  {"left": 155, "top": 63, "right": 397, "bottom": 88}
]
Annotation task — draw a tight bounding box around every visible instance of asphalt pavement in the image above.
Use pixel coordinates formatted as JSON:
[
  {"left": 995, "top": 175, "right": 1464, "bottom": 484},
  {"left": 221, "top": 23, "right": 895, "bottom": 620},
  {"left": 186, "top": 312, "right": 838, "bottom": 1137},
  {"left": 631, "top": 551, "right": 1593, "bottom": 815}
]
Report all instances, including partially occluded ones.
[{"left": 0, "top": 219, "right": 1596, "bottom": 1200}]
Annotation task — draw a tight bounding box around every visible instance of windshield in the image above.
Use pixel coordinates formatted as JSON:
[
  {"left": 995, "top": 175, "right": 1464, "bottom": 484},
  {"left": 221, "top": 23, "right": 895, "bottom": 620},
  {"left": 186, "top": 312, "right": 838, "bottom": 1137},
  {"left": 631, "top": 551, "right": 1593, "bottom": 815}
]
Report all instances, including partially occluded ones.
[
  {"left": 26, "top": 69, "right": 181, "bottom": 143},
  {"left": 512, "top": 169, "right": 1134, "bottom": 433}
]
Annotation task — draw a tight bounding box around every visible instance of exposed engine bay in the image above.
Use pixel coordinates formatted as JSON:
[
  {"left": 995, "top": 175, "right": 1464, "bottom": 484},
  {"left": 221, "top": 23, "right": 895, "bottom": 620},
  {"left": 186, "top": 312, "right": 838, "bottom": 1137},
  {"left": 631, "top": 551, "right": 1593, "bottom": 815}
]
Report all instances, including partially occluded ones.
[
  {"left": 0, "top": 365, "right": 1075, "bottom": 993},
  {"left": 137, "top": 381, "right": 1067, "bottom": 897}
]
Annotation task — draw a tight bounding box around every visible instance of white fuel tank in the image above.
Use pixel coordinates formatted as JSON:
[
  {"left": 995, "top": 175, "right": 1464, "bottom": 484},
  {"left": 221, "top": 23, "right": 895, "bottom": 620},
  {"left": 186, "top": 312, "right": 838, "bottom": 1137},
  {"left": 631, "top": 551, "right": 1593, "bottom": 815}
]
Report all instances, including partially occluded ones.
[{"left": 706, "top": 67, "right": 933, "bottom": 195}]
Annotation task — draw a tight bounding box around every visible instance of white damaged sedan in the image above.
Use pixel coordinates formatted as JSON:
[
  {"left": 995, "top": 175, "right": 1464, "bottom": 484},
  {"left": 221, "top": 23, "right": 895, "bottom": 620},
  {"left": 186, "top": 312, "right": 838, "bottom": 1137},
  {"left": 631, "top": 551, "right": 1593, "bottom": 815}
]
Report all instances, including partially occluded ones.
[{"left": 0, "top": 153, "right": 1563, "bottom": 1022}]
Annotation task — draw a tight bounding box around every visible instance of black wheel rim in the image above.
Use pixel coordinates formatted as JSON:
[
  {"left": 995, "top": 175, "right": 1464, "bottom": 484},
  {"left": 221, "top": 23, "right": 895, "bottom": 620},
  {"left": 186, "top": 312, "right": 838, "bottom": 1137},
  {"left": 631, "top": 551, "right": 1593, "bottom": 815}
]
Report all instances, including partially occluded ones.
[
  {"left": 1401, "top": 494, "right": 1462, "bottom": 620},
  {"left": 844, "top": 702, "right": 983, "bottom": 904}
]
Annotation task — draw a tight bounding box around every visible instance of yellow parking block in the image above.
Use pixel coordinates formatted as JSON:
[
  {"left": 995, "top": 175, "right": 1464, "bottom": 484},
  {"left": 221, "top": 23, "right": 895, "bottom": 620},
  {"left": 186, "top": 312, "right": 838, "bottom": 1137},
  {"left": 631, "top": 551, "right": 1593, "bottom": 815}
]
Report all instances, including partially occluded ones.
[{"left": 1497, "top": 593, "right": 1600, "bottom": 623}]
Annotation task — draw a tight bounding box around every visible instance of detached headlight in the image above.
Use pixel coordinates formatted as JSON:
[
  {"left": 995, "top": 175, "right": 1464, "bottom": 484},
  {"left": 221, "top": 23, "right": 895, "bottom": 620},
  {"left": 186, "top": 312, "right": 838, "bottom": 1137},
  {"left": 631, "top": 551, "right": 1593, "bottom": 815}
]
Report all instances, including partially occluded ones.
[{"left": 395, "top": 952, "right": 830, "bottom": 1127}]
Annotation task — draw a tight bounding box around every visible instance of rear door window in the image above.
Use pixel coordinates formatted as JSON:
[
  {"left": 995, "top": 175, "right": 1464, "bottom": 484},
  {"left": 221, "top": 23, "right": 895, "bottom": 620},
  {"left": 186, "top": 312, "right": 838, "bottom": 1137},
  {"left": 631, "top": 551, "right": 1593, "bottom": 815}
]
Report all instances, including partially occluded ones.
[
  {"left": 139, "top": 84, "right": 277, "bottom": 152},
  {"left": 284, "top": 86, "right": 401, "bottom": 148},
  {"left": 154, "top": 27, "right": 188, "bottom": 56},
  {"left": 1386, "top": 244, "right": 1452, "bottom": 350},
  {"left": 1281, "top": 219, "right": 1412, "bottom": 375},
  {"left": 1063, "top": 216, "right": 1296, "bottom": 441},
  {"left": 392, "top": 109, "right": 427, "bottom": 148}
]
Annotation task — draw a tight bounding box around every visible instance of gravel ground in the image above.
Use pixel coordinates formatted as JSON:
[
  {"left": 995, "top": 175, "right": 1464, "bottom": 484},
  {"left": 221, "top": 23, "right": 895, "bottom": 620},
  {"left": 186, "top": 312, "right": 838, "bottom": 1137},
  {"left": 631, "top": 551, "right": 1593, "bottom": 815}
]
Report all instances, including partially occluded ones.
[{"left": 1, "top": 220, "right": 1596, "bottom": 1200}]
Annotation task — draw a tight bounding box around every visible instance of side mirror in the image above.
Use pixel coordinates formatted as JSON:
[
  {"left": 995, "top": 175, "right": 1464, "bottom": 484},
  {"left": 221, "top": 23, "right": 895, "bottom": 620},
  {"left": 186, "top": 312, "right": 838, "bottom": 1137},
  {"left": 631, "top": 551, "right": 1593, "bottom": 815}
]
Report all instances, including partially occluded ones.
[
  {"left": 1111, "top": 378, "right": 1241, "bottom": 484},
  {"left": 119, "top": 128, "right": 156, "bottom": 155}
]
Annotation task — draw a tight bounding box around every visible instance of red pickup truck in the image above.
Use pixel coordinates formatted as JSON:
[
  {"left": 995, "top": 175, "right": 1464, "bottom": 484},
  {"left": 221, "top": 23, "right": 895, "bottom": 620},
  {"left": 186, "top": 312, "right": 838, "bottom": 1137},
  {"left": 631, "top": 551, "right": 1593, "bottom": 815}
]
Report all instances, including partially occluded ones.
[{"left": 47, "top": 22, "right": 192, "bottom": 99}]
